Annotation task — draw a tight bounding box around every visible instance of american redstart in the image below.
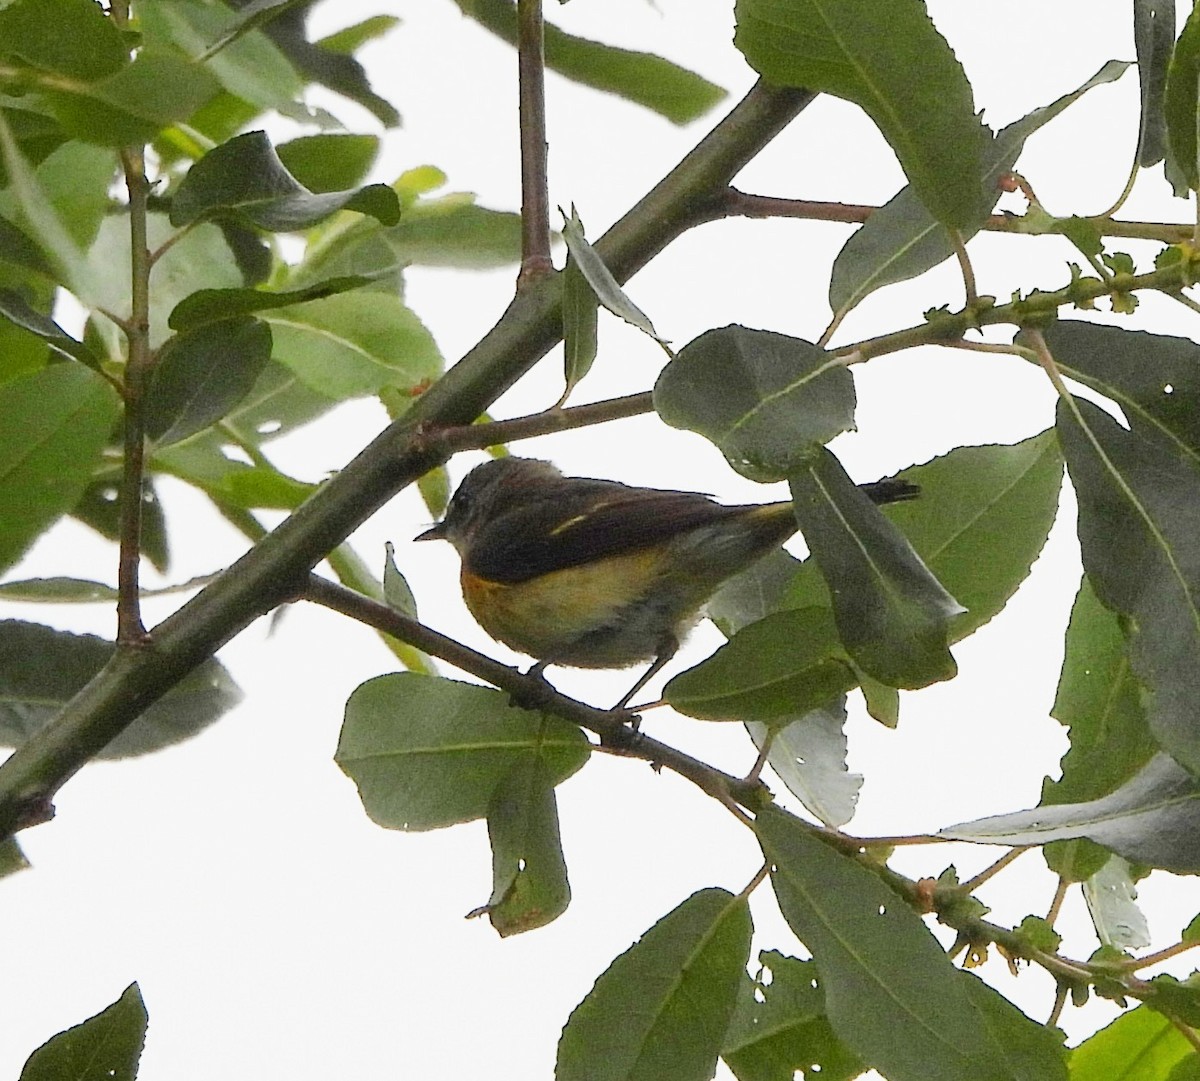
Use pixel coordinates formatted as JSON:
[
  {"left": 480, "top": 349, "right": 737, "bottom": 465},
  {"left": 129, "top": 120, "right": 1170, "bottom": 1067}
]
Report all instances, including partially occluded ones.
[{"left": 416, "top": 457, "right": 918, "bottom": 708}]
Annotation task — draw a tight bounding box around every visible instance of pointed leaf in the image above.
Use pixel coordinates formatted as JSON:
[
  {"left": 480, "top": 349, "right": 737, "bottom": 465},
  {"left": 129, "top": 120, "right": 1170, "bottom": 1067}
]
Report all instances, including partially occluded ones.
[
  {"left": 722, "top": 952, "right": 862, "bottom": 1081},
  {"left": 561, "top": 207, "right": 662, "bottom": 342},
  {"left": 146, "top": 317, "right": 273, "bottom": 445},
  {"left": 1165, "top": 5, "right": 1200, "bottom": 190},
  {"left": 168, "top": 275, "right": 372, "bottom": 331},
  {"left": 789, "top": 448, "right": 962, "bottom": 688},
  {"left": 758, "top": 807, "right": 1050, "bottom": 1081},
  {"left": 942, "top": 753, "right": 1200, "bottom": 873},
  {"left": 455, "top": 0, "right": 725, "bottom": 124},
  {"left": 0, "top": 0, "right": 128, "bottom": 80},
  {"left": 1056, "top": 395, "right": 1200, "bottom": 773},
  {"left": 654, "top": 325, "right": 856, "bottom": 482},
  {"left": 19, "top": 983, "right": 147, "bottom": 1081},
  {"left": 264, "top": 291, "right": 442, "bottom": 400},
  {"left": 561, "top": 244, "right": 599, "bottom": 402},
  {"left": 170, "top": 130, "right": 400, "bottom": 230},
  {"left": 1042, "top": 579, "right": 1156, "bottom": 880},
  {"left": 1083, "top": 856, "right": 1151, "bottom": 951},
  {"left": 665, "top": 607, "right": 857, "bottom": 721},
  {"left": 43, "top": 48, "right": 222, "bottom": 146},
  {"left": 829, "top": 61, "right": 1130, "bottom": 314},
  {"left": 482, "top": 753, "right": 571, "bottom": 936},
  {"left": 336, "top": 673, "right": 589, "bottom": 831},
  {"left": 1135, "top": 2, "right": 1174, "bottom": 166},
  {"left": 0, "top": 836, "right": 28, "bottom": 878},
  {"left": 0, "top": 364, "right": 120, "bottom": 574},
  {"left": 277, "top": 134, "right": 379, "bottom": 193},
  {"left": 1042, "top": 321, "right": 1200, "bottom": 458},
  {"left": 1069, "top": 1004, "right": 1195, "bottom": 1081},
  {"left": 556, "top": 888, "right": 752, "bottom": 1081},
  {"left": 382, "top": 541, "right": 417, "bottom": 619},
  {"left": 0, "top": 620, "right": 242, "bottom": 758},
  {"left": 749, "top": 701, "right": 861, "bottom": 828},
  {"left": 735, "top": 0, "right": 987, "bottom": 229},
  {"left": 0, "top": 290, "right": 101, "bottom": 370}
]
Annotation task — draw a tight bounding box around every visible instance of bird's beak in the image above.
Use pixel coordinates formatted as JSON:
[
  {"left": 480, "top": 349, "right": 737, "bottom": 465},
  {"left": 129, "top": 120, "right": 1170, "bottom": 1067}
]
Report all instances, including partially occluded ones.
[{"left": 414, "top": 523, "right": 447, "bottom": 542}]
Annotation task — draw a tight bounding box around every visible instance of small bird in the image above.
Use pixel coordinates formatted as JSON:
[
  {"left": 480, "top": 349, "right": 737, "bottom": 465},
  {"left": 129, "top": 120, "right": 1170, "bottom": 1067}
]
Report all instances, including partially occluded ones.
[{"left": 416, "top": 456, "right": 917, "bottom": 708}]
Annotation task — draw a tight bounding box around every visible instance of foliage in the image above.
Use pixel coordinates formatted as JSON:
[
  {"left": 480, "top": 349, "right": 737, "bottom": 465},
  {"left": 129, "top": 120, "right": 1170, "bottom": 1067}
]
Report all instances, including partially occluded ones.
[{"left": 4, "top": 1, "right": 1200, "bottom": 1079}]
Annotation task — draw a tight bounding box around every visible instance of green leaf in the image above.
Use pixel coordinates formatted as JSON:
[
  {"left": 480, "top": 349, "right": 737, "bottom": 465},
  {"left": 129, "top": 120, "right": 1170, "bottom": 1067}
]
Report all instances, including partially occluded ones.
[
  {"left": 1165, "top": 5, "right": 1200, "bottom": 190},
  {"left": 1042, "top": 579, "right": 1156, "bottom": 880},
  {"left": 43, "top": 48, "right": 222, "bottom": 147},
  {"left": 455, "top": 0, "right": 725, "bottom": 124},
  {"left": 1135, "top": 2, "right": 1174, "bottom": 166},
  {"left": 0, "top": 836, "right": 29, "bottom": 878},
  {"left": 783, "top": 432, "right": 1063, "bottom": 641},
  {"left": 722, "top": 952, "right": 862, "bottom": 1081},
  {"left": 789, "top": 448, "right": 962, "bottom": 688},
  {"left": 0, "top": 620, "right": 242, "bottom": 757},
  {"left": 829, "top": 60, "right": 1131, "bottom": 315},
  {"left": 264, "top": 290, "right": 442, "bottom": 399},
  {"left": 170, "top": 130, "right": 400, "bottom": 231},
  {"left": 382, "top": 541, "right": 417, "bottom": 619},
  {"left": 1069, "top": 1003, "right": 1194, "bottom": 1080},
  {"left": 749, "top": 703, "right": 861, "bottom": 828},
  {"left": 1041, "top": 321, "right": 1200, "bottom": 457},
  {"left": 0, "top": 364, "right": 120, "bottom": 574},
  {"left": 316, "top": 15, "right": 401, "bottom": 55},
  {"left": 758, "top": 806, "right": 1053, "bottom": 1081},
  {"left": 33, "top": 140, "right": 116, "bottom": 251},
  {"left": 0, "top": 577, "right": 120, "bottom": 603},
  {"left": 151, "top": 434, "right": 316, "bottom": 510},
  {"left": 0, "top": 216, "right": 53, "bottom": 278},
  {"left": 168, "top": 275, "right": 371, "bottom": 331},
  {"left": 297, "top": 195, "right": 523, "bottom": 286},
  {"left": 735, "top": 0, "right": 987, "bottom": 230},
  {"left": 72, "top": 474, "right": 170, "bottom": 573},
  {"left": 1056, "top": 393, "right": 1200, "bottom": 773},
  {"left": 482, "top": 753, "right": 571, "bottom": 936},
  {"left": 0, "top": 289, "right": 102, "bottom": 370},
  {"left": 19, "top": 983, "right": 147, "bottom": 1081},
  {"left": 0, "top": 0, "right": 128, "bottom": 80},
  {"left": 561, "top": 241, "right": 599, "bottom": 403},
  {"left": 654, "top": 325, "right": 856, "bottom": 482},
  {"left": 1083, "top": 856, "right": 1150, "bottom": 951},
  {"left": 335, "top": 673, "right": 589, "bottom": 831},
  {"left": 561, "top": 206, "right": 662, "bottom": 342},
  {"left": 138, "top": 0, "right": 303, "bottom": 114},
  {"left": 0, "top": 112, "right": 97, "bottom": 301},
  {"left": 556, "top": 888, "right": 752, "bottom": 1081},
  {"left": 941, "top": 753, "right": 1200, "bottom": 873},
  {"left": 959, "top": 974, "right": 1068, "bottom": 1081},
  {"left": 665, "top": 607, "right": 857, "bottom": 721},
  {"left": 145, "top": 317, "right": 273, "bottom": 445},
  {"left": 277, "top": 134, "right": 379, "bottom": 193}
]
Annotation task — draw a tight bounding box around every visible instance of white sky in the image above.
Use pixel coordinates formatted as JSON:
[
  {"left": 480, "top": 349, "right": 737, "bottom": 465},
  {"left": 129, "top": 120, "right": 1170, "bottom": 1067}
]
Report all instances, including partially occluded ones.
[{"left": 4, "top": 2, "right": 1200, "bottom": 1078}]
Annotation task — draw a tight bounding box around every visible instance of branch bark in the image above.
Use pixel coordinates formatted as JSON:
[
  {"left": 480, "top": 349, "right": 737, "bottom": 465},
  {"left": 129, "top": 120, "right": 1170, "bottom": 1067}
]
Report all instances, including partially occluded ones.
[{"left": 0, "top": 80, "right": 816, "bottom": 841}]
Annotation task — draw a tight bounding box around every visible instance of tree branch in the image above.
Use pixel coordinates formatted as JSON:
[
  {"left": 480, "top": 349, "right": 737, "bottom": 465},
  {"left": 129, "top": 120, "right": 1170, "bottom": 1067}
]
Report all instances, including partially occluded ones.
[
  {"left": 301, "top": 574, "right": 768, "bottom": 811},
  {"left": 0, "top": 80, "right": 816, "bottom": 841},
  {"left": 516, "top": 0, "right": 552, "bottom": 287}
]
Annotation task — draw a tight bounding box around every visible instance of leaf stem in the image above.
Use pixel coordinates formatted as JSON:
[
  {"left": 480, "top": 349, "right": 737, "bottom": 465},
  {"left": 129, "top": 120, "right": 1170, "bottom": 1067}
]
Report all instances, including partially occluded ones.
[
  {"left": 958, "top": 846, "right": 1029, "bottom": 892},
  {"left": 1121, "top": 936, "right": 1200, "bottom": 971},
  {"left": 1045, "top": 875, "right": 1070, "bottom": 928}
]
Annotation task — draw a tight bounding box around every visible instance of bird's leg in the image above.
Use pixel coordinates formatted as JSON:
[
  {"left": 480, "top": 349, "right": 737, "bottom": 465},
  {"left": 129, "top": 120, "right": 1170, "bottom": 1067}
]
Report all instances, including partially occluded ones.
[{"left": 612, "top": 635, "right": 680, "bottom": 713}]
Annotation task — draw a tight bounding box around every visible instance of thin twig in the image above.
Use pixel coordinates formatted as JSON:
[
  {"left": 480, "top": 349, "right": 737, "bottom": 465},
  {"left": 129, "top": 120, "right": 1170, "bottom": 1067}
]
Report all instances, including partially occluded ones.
[
  {"left": 959, "top": 847, "right": 1029, "bottom": 892},
  {"left": 115, "top": 146, "right": 153, "bottom": 645},
  {"left": 1045, "top": 876, "right": 1070, "bottom": 928},
  {"left": 1046, "top": 983, "right": 1068, "bottom": 1028},
  {"left": 300, "top": 574, "right": 770, "bottom": 813},
  {"left": 949, "top": 229, "right": 978, "bottom": 307},
  {"left": 1121, "top": 937, "right": 1200, "bottom": 971},
  {"left": 719, "top": 188, "right": 1193, "bottom": 244},
  {"left": 516, "top": 0, "right": 552, "bottom": 288}
]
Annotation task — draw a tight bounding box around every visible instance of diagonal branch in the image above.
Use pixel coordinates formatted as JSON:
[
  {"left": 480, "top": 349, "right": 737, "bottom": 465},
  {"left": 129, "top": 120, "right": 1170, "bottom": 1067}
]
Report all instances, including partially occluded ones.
[{"left": 0, "top": 80, "right": 816, "bottom": 841}]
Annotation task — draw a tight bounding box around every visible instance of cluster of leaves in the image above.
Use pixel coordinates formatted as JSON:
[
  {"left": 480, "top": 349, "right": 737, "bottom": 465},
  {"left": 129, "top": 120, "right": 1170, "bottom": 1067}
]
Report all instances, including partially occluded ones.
[{"left": 10, "top": 0, "right": 1200, "bottom": 1079}]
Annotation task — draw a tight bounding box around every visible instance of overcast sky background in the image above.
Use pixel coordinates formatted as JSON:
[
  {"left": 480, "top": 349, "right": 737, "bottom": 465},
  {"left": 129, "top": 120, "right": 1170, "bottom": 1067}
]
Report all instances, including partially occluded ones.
[{"left": 4, "top": 2, "right": 1200, "bottom": 1078}]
